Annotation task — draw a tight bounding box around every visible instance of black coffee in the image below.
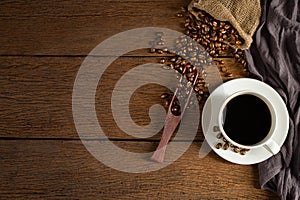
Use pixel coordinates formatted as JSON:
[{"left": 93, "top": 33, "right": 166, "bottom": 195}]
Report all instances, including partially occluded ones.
[{"left": 223, "top": 94, "right": 271, "bottom": 145}]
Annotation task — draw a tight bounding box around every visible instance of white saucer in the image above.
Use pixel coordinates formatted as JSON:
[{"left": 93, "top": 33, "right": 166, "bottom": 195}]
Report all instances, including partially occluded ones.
[{"left": 202, "top": 78, "right": 289, "bottom": 165}]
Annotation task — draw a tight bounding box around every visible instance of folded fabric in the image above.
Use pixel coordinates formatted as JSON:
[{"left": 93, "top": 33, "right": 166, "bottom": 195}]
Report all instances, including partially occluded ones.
[
  {"left": 188, "top": 0, "right": 261, "bottom": 49},
  {"left": 245, "top": 0, "right": 300, "bottom": 199}
]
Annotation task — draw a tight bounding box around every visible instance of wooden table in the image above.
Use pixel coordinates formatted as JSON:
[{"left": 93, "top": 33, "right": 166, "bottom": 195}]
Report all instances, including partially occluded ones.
[{"left": 0, "top": 0, "right": 279, "bottom": 199}]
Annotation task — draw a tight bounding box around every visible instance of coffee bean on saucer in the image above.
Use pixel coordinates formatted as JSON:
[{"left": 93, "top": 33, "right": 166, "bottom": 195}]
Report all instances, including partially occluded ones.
[
  {"left": 222, "top": 138, "right": 227, "bottom": 143},
  {"left": 223, "top": 143, "right": 229, "bottom": 150},
  {"left": 215, "top": 143, "right": 222, "bottom": 149},
  {"left": 213, "top": 126, "right": 220, "bottom": 132},
  {"left": 233, "top": 147, "right": 240, "bottom": 153},
  {"left": 216, "top": 133, "right": 223, "bottom": 139},
  {"left": 240, "top": 149, "right": 247, "bottom": 155}
]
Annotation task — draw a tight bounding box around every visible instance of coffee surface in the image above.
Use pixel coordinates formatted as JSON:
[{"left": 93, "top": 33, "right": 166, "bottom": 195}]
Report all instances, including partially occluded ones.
[{"left": 223, "top": 94, "right": 271, "bottom": 145}]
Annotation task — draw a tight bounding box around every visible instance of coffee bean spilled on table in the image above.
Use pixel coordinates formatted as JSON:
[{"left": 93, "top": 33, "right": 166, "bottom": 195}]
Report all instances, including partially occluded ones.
[
  {"left": 150, "top": 7, "right": 251, "bottom": 155},
  {"left": 150, "top": 7, "right": 248, "bottom": 114}
]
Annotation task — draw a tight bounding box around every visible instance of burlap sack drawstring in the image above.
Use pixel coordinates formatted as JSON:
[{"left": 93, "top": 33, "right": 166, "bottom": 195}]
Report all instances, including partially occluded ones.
[{"left": 188, "top": 0, "right": 261, "bottom": 49}]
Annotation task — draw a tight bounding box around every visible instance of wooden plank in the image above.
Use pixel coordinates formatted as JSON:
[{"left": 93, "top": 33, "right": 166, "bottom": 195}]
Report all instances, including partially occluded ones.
[
  {"left": 0, "top": 0, "right": 188, "bottom": 17},
  {"left": 0, "top": 140, "right": 278, "bottom": 199},
  {"left": 0, "top": 0, "right": 234, "bottom": 57},
  {"left": 0, "top": 0, "right": 189, "bottom": 56},
  {"left": 0, "top": 56, "right": 247, "bottom": 139}
]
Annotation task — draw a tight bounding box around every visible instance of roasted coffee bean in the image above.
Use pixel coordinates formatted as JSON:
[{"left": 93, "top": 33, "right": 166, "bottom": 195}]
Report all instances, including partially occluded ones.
[
  {"left": 160, "top": 58, "right": 166, "bottom": 64},
  {"left": 215, "top": 42, "right": 222, "bottom": 48},
  {"left": 235, "top": 40, "right": 242, "bottom": 45},
  {"left": 221, "top": 66, "right": 227, "bottom": 72},
  {"left": 240, "top": 59, "right": 246, "bottom": 65},
  {"left": 219, "top": 60, "right": 225, "bottom": 65},
  {"left": 218, "top": 37, "right": 224, "bottom": 43},
  {"left": 154, "top": 10, "right": 249, "bottom": 110},
  {"left": 215, "top": 143, "right": 222, "bottom": 149},
  {"left": 157, "top": 49, "right": 164, "bottom": 54},
  {"left": 157, "top": 40, "right": 165, "bottom": 46},
  {"left": 177, "top": 13, "right": 184, "bottom": 18},
  {"left": 225, "top": 72, "right": 233, "bottom": 77},
  {"left": 194, "top": 86, "right": 200, "bottom": 92},
  {"left": 233, "top": 147, "right": 241, "bottom": 153},
  {"left": 178, "top": 66, "right": 184, "bottom": 72},
  {"left": 240, "top": 149, "right": 247, "bottom": 155},
  {"left": 216, "top": 133, "right": 223, "bottom": 139},
  {"left": 212, "top": 21, "right": 218, "bottom": 27},
  {"left": 170, "top": 57, "right": 177, "bottom": 62},
  {"left": 190, "top": 57, "right": 197, "bottom": 62},
  {"left": 224, "top": 24, "right": 231, "bottom": 30},
  {"left": 150, "top": 48, "right": 156, "bottom": 53},
  {"left": 171, "top": 105, "right": 181, "bottom": 116},
  {"left": 223, "top": 138, "right": 228, "bottom": 143},
  {"left": 162, "top": 47, "right": 168, "bottom": 52},
  {"left": 181, "top": 60, "right": 188, "bottom": 65},
  {"left": 160, "top": 93, "right": 169, "bottom": 99},
  {"left": 223, "top": 143, "right": 229, "bottom": 150},
  {"left": 164, "top": 100, "right": 169, "bottom": 107},
  {"left": 234, "top": 53, "right": 241, "bottom": 59},
  {"left": 213, "top": 126, "right": 220, "bottom": 132},
  {"left": 209, "top": 50, "right": 216, "bottom": 56},
  {"left": 185, "top": 17, "right": 191, "bottom": 23}
]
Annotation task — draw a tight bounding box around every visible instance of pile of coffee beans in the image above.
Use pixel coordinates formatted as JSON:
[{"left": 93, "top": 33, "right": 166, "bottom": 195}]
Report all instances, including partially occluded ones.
[
  {"left": 149, "top": 31, "right": 210, "bottom": 112},
  {"left": 183, "top": 8, "right": 248, "bottom": 69},
  {"left": 214, "top": 127, "right": 250, "bottom": 156},
  {"left": 150, "top": 7, "right": 249, "bottom": 119}
]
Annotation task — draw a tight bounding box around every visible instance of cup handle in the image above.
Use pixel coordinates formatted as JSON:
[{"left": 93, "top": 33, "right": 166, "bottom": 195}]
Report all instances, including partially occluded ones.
[{"left": 263, "top": 139, "right": 280, "bottom": 155}]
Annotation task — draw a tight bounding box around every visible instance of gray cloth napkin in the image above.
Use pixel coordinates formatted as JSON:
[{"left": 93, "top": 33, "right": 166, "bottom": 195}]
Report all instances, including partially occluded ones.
[{"left": 244, "top": 0, "right": 300, "bottom": 199}]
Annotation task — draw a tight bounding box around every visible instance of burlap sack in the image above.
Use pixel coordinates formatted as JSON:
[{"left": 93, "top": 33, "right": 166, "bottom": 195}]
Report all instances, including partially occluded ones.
[{"left": 188, "top": 0, "right": 261, "bottom": 49}]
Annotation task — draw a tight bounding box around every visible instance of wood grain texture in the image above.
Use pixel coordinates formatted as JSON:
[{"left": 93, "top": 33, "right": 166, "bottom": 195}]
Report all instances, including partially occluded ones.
[
  {"left": 0, "top": 0, "right": 234, "bottom": 57},
  {"left": 0, "top": 56, "right": 246, "bottom": 139},
  {"left": 0, "top": 0, "right": 276, "bottom": 199},
  {"left": 0, "top": 0, "right": 188, "bottom": 56},
  {"left": 0, "top": 140, "right": 278, "bottom": 199}
]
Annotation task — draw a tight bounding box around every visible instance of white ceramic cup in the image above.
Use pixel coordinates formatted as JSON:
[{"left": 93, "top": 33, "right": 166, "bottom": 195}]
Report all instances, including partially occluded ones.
[{"left": 218, "top": 90, "right": 280, "bottom": 155}]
